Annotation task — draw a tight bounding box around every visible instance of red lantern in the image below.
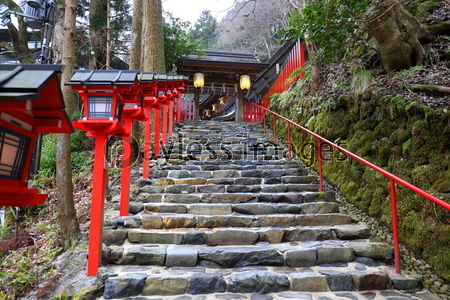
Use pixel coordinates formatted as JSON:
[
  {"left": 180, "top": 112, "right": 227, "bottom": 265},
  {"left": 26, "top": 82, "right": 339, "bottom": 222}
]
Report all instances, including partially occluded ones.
[{"left": 0, "top": 64, "right": 73, "bottom": 207}]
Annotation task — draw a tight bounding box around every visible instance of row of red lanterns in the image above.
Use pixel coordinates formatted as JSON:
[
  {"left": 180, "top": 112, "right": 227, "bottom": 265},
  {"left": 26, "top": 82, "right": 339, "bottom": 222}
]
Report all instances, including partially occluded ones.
[{"left": 66, "top": 70, "right": 188, "bottom": 277}]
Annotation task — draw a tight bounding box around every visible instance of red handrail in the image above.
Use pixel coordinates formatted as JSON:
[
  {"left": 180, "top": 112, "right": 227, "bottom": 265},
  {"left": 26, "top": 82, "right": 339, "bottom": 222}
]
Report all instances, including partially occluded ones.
[{"left": 252, "top": 103, "right": 450, "bottom": 274}]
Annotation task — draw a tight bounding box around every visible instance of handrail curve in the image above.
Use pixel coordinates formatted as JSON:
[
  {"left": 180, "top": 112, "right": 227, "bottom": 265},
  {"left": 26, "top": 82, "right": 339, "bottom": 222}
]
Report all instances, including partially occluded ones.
[{"left": 251, "top": 103, "right": 450, "bottom": 274}]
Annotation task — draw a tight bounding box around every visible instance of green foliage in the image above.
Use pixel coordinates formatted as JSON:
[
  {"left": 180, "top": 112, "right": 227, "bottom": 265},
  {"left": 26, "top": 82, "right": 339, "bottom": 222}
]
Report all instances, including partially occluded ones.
[
  {"left": 281, "top": 0, "right": 371, "bottom": 64},
  {"left": 189, "top": 10, "right": 220, "bottom": 50},
  {"left": 351, "top": 70, "right": 373, "bottom": 95},
  {"left": 164, "top": 12, "right": 202, "bottom": 73}
]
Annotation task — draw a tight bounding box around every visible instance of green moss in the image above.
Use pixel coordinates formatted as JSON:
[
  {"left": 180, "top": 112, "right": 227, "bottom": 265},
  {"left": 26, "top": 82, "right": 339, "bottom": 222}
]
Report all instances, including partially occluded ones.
[{"left": 416, "top": 0, "right": 440, "bottom": 18}]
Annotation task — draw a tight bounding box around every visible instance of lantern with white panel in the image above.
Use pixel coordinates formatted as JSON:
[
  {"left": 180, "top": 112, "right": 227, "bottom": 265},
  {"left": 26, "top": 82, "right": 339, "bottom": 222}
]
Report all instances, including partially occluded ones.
[{"left": 0, "top": 64, "right": 73, "bottom": 207}]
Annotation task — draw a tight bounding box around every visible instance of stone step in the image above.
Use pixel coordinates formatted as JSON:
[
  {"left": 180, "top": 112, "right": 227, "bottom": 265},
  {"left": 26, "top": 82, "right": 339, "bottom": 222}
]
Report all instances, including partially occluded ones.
[
  {"left": 136, "top": 184, "right": 320, "bottom": 196},
  {"left": 132, "top": 191, "right": 334, "bottom": 205},
  {"left": 159, "top": 159, "right": 304, "bottom": 167},
  {"left": 150, "top": 175, "right": 317, "bottom": 187},
  {"left": 141, "top": 202, "right": 339, "bottom": 215},
  {"left": 103, "top": 224, "right": 372, "bottom": 246},
  {"left": 115, "top": 212, "right": 354, "bottom": 230},
  {"left": 104, "top": 241, "right": 394, "bottom": 268},
  {"left": 101, "top": 263, "right": 422, "bottom": 298}
]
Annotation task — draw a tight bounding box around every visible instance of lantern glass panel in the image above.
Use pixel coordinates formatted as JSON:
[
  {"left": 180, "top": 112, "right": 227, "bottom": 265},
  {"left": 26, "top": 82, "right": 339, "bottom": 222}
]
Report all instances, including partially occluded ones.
[
  {"left": 88, "top": 96, "right": 113, "bottom": 118},
  {"left": 0, "top": 127, "right": 30, "bottom": 180}
]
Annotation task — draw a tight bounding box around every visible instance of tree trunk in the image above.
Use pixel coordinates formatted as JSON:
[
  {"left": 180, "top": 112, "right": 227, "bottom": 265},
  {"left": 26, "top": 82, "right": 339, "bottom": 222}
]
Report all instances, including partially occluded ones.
[
  {"left": 89, "top": 0, "right": 108, "bottom": 69},
  {"left": 56, "top": 0, "right": 81, "bottom": 250},
  {"left": 4, "top": 0, "right": 33, "bottom": 64},
  {"left": 130, "top": 0, "right": 143, "bottom": 70},
  {"left": 142, "top": 0, "right": 166, "bottom": 73},
  {"left": 367, "top": 0, "right": 433, "bottom": 72}
]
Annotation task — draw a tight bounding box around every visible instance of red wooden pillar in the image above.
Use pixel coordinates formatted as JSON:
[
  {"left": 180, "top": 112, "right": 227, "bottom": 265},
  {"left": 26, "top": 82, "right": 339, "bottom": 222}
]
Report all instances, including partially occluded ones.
[
  {"left": 176, "top": 95, "right": 182, "bottom": 123},
  {"left": 169, "top": 100, "right": 175, "bottom": 137},
  {"left": 162, "top": 104, "right": 168, "bottom": 145},
  {"left": 142, "top": 107, "right": 152, "bottom": 179},
  {"left": 154, "top": 107, "right": 161, "bottom": 155},
  {"left": 120, "top": 118, "right": 132, "bottom": 216},
  {"left": 87, "top": 132, "right": 108, "bottom": 276}
]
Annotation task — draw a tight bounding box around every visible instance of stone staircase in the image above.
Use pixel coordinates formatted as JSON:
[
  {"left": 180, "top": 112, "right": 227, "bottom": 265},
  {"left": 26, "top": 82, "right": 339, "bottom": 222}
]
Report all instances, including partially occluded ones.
[{"left": 101, "top": 121, "right": 426, "bottom": 300}]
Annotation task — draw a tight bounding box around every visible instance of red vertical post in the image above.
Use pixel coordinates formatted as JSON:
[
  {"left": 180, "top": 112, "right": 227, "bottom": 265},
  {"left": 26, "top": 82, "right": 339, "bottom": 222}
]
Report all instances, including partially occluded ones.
[
  {"left": 390, "top": 179, "right": 402, "bottom": 274},
  {"left": 169, "top": 100, "right": 174, "bottom": 137},
  {"left": 162, "top": 104, "right": 168, "bottom": 145},
  {"left": 273, "top": 114, "right": 277, "bottom": 143},
  {"left": 317, "top": 139, "right": 324, "bottom": 192},
  {"left": 176, "top": 96, "right": 182, "bottom": 123},
  {"left": 119, "top": 118, "right": 133, "bottom": 216},
  {"left": 142, "top": 107, "right": 152, "bottom": 179},
  {"left": 287, "top": 123, "right": 292, "bottom": 160},
  {"left": 154, "top": 107, "right": 161, "bottom": 155},
  {"left": 87, "top": 132, "right": 107, "bottom": 276}
]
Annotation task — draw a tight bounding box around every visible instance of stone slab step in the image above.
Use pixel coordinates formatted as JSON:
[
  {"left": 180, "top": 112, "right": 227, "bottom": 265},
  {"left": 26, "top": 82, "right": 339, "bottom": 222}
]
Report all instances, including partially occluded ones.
[
  {"left": 161, "top": 159, "right": 305, "bottom": 167},
  {"left": 99, "top": 290, "right": 431, "bottom": 300},
  {"left": 103, "top": 224, "right": 372, "bottom": 246},
  {"left": 132, "top": 191, "right": 335, "bottom": 205},
  {"left": 103, "top": 241, "right": 394, "bottom": 268},
  {"left": 115, "top": 213, "right": 354, "bottom": 230},
  {"left": 150, "top": 175, "right": 318, "bottom": 186},
  {"left": 137, "top": 184, "right": 320, "bottom": 196},
  {"left": 141, "top": 202, "right": 339, "bottom": 216},
  {"left": 100, "top": 263, "right": 422, "bottom": 298},
  {"left": 152, "top": 168, "right": 308, "bottom": 179}
]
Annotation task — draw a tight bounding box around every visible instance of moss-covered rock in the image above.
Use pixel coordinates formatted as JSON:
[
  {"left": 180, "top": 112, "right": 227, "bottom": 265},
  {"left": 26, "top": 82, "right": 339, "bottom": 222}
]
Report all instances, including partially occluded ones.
[{"left": 272, "top": 82, "right": 450, "bottom": 281}]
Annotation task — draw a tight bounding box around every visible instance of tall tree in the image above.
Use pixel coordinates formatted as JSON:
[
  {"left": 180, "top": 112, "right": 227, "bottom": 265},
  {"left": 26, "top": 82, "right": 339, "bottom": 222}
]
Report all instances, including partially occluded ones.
[
  {"left": 190, "top": 10, "right": 219, "bottom": 50},
  {"left": 142, "top": 0, "right": 165, "bottom": 72},
  {"left": 55, "top": 0, "right": 81, "bottom": 250},
  {"left": 129, "top": 0, "right": 143, "bottom": 70},
  {"left": 219, "top": 0, "right": 292, "bottom": 61},
  {"left": 163, "top": 12, "right": 199, "bottom": 73},
  {"left": 89, "top": 0, "right": 108, "bottom": 69},
  {"left": 0, "top": 0, "right": 33, "bottom": 63}
]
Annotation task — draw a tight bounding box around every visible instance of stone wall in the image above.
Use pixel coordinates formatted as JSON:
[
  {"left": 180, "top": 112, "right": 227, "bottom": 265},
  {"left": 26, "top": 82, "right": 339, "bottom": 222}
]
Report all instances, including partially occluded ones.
[{"left": 270, "top": 86, "right": 450, "bottom": 281}]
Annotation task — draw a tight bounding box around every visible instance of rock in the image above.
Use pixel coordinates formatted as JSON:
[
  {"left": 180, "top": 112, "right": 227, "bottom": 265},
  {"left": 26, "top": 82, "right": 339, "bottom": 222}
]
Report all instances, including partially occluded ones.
[
  {"left": 168, "top": 170, "right": 191, "bottom": 178},
  {"left": 182, "top": 231, "right": 206, "bottom": 245},
  {"left": 103, "top": 274, "right": 147, "bottom": 299},
  {"left": 205, "top": 229, "right": 258, "bottom": 245},
  {"left": 165, "top": 184, "right": 196, "bottom": 194},
  {"left": 121, "top": 245, "right": 167, "bottom": 265},
  {"left": 199, "top": 246, "right": 284, "bottom": 268},
  {"left": 188, "top": 273, "right": 226, "bottom": 294},
  {"left": 317, "top": 246, "right": 354, "bottom": 264},
  {"left": 332, "top": 224, "right": 371, "bottom": 239},
  {"left": 319, "top": 271, "right": 355, "bottom": 291},
  {"left": 290, "top": 273, "right": 328, "bottom": 292},
  {"left": 141, "top": 216, "right": 164, "bottom": 229},
  {"left": 143, "top": 275, "right": 188, "bottom": 295},
  {"left": 346, "top": 242, "right": 393, "bottom": 260},
  {"left": 351, "top": 271, "right": 390, "bottom": 290},
  {"left": 164, "top": 194, "right": 201, "bottom": 203},
  {"left": 103, "top": 230, "right": 127, "bottom": 246},
  {"left": 188, "top": 204, "right": 232, "bottom": 215},
  {"left": 166, "top": 246, "right": 198, "bottom": 267},
  {"left": 285, "top": 248, "right": 317, "bottom": 267},
  {"left": 258, "top": 228, "right": 285, "bottom": 243},
  {"left": 227, "top": 271, "right": 289, "bottom": 294}
]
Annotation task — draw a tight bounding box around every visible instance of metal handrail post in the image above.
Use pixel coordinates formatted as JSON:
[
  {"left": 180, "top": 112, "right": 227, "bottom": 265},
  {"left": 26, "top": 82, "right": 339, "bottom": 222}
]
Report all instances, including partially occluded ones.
[{"left": 390, "top": 179, "right": 402, "bottom": 274}]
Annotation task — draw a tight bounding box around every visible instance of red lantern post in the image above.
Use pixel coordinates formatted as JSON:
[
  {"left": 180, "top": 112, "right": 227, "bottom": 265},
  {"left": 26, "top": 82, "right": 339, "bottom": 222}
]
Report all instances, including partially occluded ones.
[{"left": 67, "top": 70, "right": 139, "bottom": 276}]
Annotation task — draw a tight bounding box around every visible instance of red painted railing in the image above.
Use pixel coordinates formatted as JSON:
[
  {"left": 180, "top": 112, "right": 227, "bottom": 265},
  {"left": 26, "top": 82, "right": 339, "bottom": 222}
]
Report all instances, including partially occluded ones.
[
  {"left": 261, "top": 40, "right": 305, "bottom": 108},
  {"left": 252, "top": 103, "right": 450, "bottom": 274}
]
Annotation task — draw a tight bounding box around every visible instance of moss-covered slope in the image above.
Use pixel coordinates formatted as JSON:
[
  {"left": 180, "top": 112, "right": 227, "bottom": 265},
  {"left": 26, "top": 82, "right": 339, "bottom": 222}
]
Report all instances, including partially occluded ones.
[{"left": 270, "top": 67, "right": 450, "bottom": 281}]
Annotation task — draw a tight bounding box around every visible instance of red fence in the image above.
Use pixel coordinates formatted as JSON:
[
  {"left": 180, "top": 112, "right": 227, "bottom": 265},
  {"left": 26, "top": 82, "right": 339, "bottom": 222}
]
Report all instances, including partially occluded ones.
[
  {"left": 180, "top": 98, "right": 194, "bottom": 121},
  {"left": 261, "top": 40, "right": 305, "bottom": 107},
  {"left": 252, "top": 103, "right": 450, "bottom": 275}
]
